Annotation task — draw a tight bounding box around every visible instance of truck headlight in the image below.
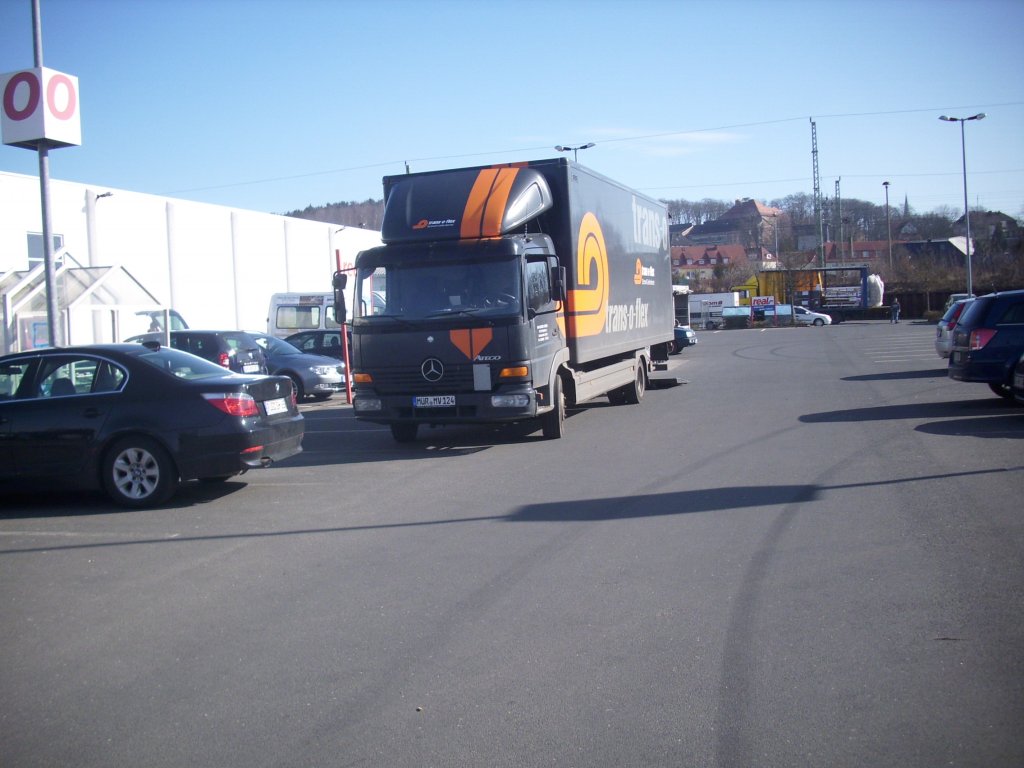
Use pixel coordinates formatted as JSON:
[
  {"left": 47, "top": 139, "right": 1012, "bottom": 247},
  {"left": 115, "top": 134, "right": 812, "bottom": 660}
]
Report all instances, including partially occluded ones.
[
  {"left": 491, "top": 394, "right": 530, "bottom": 408},
  {"left": 353, "top": 397, "right": 382, "bottom": 412}
]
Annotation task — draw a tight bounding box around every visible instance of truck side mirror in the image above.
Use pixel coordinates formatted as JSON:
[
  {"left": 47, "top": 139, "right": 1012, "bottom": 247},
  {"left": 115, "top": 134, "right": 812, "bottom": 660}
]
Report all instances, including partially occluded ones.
[
  {"left": 552, "top": 266, "right": 567, "bottom": 303},
  {"left": 332, "top": 271, "right": 348, "bottom": 324}
]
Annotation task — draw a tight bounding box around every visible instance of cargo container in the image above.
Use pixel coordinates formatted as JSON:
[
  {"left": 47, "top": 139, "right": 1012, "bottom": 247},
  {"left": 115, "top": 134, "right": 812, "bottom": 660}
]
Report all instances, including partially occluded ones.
[{"left": 346, "top": 158, "right": 674, "bottom": 441}]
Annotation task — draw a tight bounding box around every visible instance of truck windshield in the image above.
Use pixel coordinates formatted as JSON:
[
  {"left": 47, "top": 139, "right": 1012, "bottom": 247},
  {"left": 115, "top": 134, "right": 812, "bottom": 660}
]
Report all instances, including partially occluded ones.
[{"left": 355, "top": 258, "right": 522, "bottom": 321}]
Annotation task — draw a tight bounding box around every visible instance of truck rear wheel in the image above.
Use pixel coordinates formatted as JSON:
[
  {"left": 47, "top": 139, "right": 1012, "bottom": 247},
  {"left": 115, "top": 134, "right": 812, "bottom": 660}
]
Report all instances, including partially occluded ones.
[
  {"left": 390, "top": 422, "right": 419, "bottom": 442},
  {"left": 615, "top": 366, "right": 646, "bottom": 405},
  {"left": 541, "top": 376, "right": 566, "bottom": 439}
]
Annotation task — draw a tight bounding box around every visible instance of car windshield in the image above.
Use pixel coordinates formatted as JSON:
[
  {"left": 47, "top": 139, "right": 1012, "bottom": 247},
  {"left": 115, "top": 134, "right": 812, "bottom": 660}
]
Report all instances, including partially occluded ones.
[{"left": 135, "top": 346, "right": 239, "bottom": 380}]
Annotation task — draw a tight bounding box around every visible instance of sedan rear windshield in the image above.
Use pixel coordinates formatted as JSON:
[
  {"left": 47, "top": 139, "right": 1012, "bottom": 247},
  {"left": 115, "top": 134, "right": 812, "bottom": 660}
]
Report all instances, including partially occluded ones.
[{"left": 136, "top": 347, "right": 238, "bottom": 380}]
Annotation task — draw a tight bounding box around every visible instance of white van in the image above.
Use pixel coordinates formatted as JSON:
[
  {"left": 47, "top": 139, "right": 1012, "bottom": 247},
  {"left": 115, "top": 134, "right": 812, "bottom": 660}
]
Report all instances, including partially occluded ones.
[
  {"left": 266, "top": 293, "right": 341, "bottom": 340},
  {"left": 759, "top": 304, "right": 832, "bottom": 326}
]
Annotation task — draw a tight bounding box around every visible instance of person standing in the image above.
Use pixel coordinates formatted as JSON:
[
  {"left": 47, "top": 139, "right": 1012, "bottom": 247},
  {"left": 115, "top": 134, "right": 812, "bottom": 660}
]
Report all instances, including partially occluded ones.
[{"left": 891, "top": 298, "right": 901, "bottom": 323}]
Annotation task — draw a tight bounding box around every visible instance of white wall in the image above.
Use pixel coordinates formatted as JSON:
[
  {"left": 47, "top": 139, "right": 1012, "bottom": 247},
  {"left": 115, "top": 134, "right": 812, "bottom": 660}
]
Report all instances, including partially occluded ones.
[{"left": 0, "top": 171, "right": 381, "bottom": 345}]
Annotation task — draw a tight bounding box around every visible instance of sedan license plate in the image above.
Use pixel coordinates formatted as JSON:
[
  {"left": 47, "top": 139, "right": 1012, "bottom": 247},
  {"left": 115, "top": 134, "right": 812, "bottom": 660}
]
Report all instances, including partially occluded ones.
[
  {"left": 243, "top": 362, "right": 261, "bottom": 374},
  {"left": 264, "top": 397, "right": 288, "bottom": 415},
  {"left": 414, "top": 395, "right": 455, "bottom": 408}
]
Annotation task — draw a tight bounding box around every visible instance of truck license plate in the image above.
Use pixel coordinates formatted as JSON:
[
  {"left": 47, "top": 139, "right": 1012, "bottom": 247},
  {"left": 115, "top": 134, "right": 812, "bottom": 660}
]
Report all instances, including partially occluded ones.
[
  {"left": 1015, "top": 372, "right": 1024, "bottom": 390},
  {"left": 414, "top": 395, "right": 455, "bottom": 408}
]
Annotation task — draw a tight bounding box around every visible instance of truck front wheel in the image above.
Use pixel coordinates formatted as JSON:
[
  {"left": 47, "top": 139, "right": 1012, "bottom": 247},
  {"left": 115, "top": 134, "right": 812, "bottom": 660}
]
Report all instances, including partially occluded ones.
[{"left": 541, "top": 376, "right": 566, "bottom": 439}]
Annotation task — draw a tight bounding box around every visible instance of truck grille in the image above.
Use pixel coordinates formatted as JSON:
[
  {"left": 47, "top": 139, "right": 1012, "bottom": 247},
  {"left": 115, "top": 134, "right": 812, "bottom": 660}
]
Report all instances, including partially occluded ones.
[{"left": 371, "top": 364, "right": 476, "bottom": 395}]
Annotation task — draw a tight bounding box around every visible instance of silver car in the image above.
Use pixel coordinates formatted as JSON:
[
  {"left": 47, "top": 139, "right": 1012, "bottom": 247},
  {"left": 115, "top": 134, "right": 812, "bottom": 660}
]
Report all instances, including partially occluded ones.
[
  {"left": 250, "top": 333, "right": 345, "bottom": 401},
  {"left": 935, "top": 298, "right": 973, "bottom": 358}
]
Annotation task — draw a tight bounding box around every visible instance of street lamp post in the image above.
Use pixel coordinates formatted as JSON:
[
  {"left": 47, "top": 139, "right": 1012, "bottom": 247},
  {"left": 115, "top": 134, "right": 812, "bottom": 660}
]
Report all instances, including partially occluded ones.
[
  {"left": 939, "top": 113, "right": 985, "bottom": 296},
  {"left": 555, "top": 142, "right": 595, "bottom": 162},
  {"left": 883, "top": 181, "right": 892, "bottom": 272}
]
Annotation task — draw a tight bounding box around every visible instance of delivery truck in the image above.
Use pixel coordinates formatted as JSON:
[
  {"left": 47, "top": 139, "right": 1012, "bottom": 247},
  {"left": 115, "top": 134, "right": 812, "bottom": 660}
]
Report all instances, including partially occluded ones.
[
  {"left": 345, "top": 158, "right": 674, "bottom": 441},
  {"left": 688, "top": 292, "right": 741, "bottom": 329}
]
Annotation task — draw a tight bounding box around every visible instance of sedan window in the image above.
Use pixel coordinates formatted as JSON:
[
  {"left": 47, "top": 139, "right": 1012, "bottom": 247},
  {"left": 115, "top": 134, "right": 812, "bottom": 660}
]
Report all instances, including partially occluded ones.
[
  {"left": 38, "top": 358, "right": 99, "bottom": 397},
  {"left": 0, "top": 360, "right": 32, "bottom": 400},
  {"left": 92, "top": 362, "right": 126, "bottom": 393},
  {"left": 34, "top": 357, "right": 128, "bottom": 398}
]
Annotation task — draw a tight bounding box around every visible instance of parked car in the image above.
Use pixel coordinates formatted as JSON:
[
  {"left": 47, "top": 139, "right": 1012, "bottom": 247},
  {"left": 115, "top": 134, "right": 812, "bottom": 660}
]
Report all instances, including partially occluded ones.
[
  {"left": 948, "top": 289, "right": 1024, "bottom": 399},
  {"left": 248, "top": 332, "right": 345, "bottom": 401},
  {"left": 758, "top": 305, "right": 832, "bottom": 326},
  {"left": 671, "top": 325, "right": 697, "bottom": 353},
  {"left": 125, "top": 330, "right": 268, "bottom": 374},
  {"left": 935, "top": 298, "right": 973, "bottom": 358},
  {"left": 0, "top": 344, "right": 304, "bottom": 507},
  {"left": 944, "top": 292, "right": 976, "bottom": 311},
  {"left": 284, "top": 329, "right": 348, "bottom": 361},
  {"left": 1012, "top": 351, "right": 1024, "bottom": 405},
  {"left": 793, "top": 306, "right": 832, "bottom": 326}
]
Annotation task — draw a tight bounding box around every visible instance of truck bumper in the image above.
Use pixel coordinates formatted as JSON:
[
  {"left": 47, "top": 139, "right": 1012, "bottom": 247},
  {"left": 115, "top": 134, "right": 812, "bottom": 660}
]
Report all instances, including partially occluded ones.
[{"left": 352, "top": 386, "right": 541, "bottom": 426}]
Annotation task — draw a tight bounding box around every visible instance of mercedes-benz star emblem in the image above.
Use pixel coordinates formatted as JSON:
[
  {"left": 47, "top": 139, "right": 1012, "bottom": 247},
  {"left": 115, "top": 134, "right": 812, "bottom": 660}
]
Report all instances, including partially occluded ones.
[{"left": 421, "top": 358, "right": 444, "bottom": 382}]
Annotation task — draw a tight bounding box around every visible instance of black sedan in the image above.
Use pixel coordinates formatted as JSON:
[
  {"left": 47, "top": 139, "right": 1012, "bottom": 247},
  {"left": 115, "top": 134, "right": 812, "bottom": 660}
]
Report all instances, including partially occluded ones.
[
  {"left": 0, "top": 343, "right": 304, "bottom": 508},
  {"left": 670, "top": 325, "right": 698, "bottom": 354}
]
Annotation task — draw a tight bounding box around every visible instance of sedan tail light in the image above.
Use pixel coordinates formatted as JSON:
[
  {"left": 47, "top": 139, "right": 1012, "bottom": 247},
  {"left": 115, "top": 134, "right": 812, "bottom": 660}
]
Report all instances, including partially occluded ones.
[
  {"left": 202, "top": 392, "right": 259, "bottom": 417},
  {"left": 970, "top": 328, "right": 997, "bottom": 351},
  {"left": 217, "top": 352, "right": 231, "bottom": 368}
]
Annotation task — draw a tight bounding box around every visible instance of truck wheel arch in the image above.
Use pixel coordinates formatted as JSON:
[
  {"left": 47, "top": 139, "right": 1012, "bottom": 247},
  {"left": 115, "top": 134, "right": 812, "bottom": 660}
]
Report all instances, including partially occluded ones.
[{"left": 544, "top": 351, "right": 573, "bottom": 410}]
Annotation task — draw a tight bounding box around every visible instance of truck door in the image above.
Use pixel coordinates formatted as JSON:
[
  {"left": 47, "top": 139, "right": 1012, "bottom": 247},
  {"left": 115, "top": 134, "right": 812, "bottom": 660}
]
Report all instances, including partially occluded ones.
[{"left": 526, "top": 256, "right": 565, "bottom": 393}]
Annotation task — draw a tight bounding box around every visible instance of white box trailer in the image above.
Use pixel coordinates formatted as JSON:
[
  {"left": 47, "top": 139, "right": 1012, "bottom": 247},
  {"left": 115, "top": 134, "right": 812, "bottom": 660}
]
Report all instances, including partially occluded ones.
[{"left": 688, "top": 292, "right": 740, "bottom": 329}]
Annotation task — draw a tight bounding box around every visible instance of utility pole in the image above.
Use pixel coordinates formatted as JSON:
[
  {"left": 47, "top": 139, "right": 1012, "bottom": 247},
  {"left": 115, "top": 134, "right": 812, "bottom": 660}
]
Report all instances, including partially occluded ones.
[
  {"left": 883, "top": 181, "right": 892, "bottom": 272},
  {"left": 811, "top": 119, "right": 824, "bottom": 268},
  {"left": 835, "top": 178, "right": 842, "bottom": 263}
]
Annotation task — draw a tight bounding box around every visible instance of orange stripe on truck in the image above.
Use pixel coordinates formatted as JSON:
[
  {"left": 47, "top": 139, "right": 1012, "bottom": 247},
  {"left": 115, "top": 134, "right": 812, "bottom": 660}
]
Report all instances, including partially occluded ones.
[{"left": 460, "top": 167, "right": 520, "bottom": 239}]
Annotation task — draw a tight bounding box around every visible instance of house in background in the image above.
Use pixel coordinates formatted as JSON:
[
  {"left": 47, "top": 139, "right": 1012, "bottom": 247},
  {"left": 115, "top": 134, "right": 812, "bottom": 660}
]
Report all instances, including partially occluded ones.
[{"left": 682, "top": 198, "right": 783, "bottom": 253}]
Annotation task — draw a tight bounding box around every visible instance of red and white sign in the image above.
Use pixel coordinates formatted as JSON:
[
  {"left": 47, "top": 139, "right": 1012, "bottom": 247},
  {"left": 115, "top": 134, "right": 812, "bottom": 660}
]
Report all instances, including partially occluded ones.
[
  {"left": 1, "top": 67, "right": 82, "bottom": 149},
  {"left": 751, "top": 295, "right": 776, "bottom": 308}
]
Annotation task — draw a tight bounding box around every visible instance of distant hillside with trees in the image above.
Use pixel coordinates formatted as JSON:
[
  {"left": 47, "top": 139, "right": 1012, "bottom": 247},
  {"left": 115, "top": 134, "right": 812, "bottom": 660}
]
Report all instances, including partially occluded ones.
[
  {"left": 286, "top": 193, "right": 1020, "bottom": 244},
  {"left": 284, "top": 199, "right": 384, "bottom": 230}
]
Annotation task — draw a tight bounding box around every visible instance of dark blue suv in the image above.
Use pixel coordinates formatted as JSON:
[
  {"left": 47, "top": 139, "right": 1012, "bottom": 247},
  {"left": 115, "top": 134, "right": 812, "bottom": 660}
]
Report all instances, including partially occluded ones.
[{"left": 948, "top": 289, "right": 1024, "bottom": 399}]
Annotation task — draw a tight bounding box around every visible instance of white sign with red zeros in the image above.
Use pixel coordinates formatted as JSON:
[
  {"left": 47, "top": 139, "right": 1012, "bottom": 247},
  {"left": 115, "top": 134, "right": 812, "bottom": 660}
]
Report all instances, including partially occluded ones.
[{"left": 1, "top": 67, "right": 82, "bottom": 149}]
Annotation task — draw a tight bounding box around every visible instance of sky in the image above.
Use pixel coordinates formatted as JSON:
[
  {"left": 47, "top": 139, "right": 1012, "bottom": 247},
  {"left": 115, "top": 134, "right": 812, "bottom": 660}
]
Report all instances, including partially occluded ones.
[{"left": 2, "top": 0, "right": 1023, "bottom": 221}]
